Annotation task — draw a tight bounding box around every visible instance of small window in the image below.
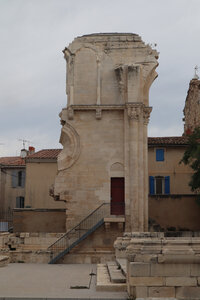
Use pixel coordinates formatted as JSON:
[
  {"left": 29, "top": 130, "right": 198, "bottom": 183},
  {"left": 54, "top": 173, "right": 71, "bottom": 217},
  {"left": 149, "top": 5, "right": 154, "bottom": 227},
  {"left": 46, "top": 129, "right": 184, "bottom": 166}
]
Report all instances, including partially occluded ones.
[
  {"left": 18, "top": 171, "right": 22, "bottom": 186},
  {"left": 149, "top": 176, "right": 170, "bottom": 195},
  {"left": 11, "top": 170, "right": 25, "bottom": 188},
  {"left": 16, "top": 196, "right": 24, "bottom": 208},
  {"left": 156, "top": 149, "right": 164, "bottom": 161}
]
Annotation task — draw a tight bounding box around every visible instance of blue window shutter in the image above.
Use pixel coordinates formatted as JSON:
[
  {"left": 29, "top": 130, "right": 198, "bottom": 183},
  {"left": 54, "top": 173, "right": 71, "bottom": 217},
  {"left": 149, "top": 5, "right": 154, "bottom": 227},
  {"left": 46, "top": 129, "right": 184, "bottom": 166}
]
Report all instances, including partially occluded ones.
[
  {"left": 21, "top": 171, "right": 25, "bottom": 188},
  {"left": 156, "top": 149, "right": 164, "bottom": 161},
  {"left": 164, "top": 176, "right": 170, "bottom": 194},
  {"left": 149, "top": 176, "right": 155, "bottom": 195},
  {"left": 11, "top": 171, "right": 18, "bottom": 188}
]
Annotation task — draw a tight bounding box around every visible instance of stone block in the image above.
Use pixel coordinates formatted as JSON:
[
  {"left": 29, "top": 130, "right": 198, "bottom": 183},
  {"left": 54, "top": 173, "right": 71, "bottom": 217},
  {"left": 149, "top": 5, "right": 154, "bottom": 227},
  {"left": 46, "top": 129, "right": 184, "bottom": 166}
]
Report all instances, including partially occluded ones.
[
  {"left": 176, "top": 286, "right": 200, "bottom": 299},
  {"left": 191, "top": 263, "right": 200, "bottom": 276},
  {"left": 130, "top": 262, "right": 150, "bottom": 276},
  {"left": 134, "top": 254, "right": 158, "bottom": 263},
  {"left": 148, "top": 286, "right": 175, "bottom": 297},
  {"left": 134, "top": 286, "right": 148, "bottom": 297},
  {"left": 150, "top": 263, "right": 190, "bottom": 277},
  {"left": 166, "top": 276, "right": 197, "bottom": 286},
  {"left": 129, "top": 276, "right": 164, "bottom": 286}
]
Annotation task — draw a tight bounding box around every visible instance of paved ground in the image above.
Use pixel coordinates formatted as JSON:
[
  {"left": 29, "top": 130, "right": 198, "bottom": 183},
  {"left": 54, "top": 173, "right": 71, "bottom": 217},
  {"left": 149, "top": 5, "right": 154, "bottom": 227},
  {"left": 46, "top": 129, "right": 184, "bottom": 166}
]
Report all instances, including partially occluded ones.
[{"left": 0, "top": 263, "right": 127, "bottom": 299}]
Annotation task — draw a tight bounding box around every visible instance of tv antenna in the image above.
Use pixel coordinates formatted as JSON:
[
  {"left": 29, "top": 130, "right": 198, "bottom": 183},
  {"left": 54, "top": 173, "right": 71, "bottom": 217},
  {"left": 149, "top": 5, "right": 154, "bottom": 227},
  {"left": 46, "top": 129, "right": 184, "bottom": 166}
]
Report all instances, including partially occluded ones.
[{"left": 18, "top": 139, "right": 32, "bottom": 149}]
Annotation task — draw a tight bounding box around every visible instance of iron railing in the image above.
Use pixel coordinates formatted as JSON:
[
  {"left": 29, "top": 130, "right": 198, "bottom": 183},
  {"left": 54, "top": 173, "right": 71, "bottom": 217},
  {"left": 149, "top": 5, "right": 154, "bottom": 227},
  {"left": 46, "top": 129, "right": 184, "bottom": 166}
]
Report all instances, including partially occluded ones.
[{"left": 48, "top": 203, "right": 110, "bottom": 264}]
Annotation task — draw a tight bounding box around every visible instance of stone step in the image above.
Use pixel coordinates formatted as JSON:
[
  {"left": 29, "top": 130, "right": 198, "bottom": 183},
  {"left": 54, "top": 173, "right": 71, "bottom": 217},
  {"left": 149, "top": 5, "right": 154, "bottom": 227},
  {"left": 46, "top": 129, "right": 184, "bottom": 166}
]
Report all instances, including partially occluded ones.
[
  {"left": 107, "top": 261, "right": 126, "bottom": 283},
  {"left": 96, "top": 263, "right": 126, "bottom": 292},
  {"left": 116, "top": 258, "right": 127, "bottom": 276}
]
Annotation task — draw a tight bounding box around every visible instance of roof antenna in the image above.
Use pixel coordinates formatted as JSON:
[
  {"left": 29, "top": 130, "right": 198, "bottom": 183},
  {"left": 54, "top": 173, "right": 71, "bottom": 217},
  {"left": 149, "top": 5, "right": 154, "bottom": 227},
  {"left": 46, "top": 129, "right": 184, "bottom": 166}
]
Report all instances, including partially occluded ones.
[
  {"left": 18, "top": 139, "right": 32, "bottom": 149},
  {"left": 193, "top": 65, "right": 199, "bottom": 79}
]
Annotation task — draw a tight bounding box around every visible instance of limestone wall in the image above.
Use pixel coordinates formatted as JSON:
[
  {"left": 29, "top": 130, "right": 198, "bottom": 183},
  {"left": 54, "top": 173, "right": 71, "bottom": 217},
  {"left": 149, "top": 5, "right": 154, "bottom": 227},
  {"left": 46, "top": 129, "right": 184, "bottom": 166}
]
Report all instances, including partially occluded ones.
[
  {"left": 115, "top": 233, "right": 200, "bottom": 299},
  {"left": 54, "top": 33, "right": 159, "bottom": 232},
  {"left": 13, "top": 209, "right": 66, "bottom": 233}
]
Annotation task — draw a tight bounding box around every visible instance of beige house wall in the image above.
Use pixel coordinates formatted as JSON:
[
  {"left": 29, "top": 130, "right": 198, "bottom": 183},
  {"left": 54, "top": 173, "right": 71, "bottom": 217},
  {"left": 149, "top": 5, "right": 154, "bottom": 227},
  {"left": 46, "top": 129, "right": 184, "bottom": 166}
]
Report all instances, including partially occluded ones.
[
  {"left": 0, "top": 167, "right": 25, "bottom": 210},
  {"left": 148, "top": 146, "right": 193, "bottom": 194},
  {"left": 25, "top": 162, "right": 65, "bottom": 209}
]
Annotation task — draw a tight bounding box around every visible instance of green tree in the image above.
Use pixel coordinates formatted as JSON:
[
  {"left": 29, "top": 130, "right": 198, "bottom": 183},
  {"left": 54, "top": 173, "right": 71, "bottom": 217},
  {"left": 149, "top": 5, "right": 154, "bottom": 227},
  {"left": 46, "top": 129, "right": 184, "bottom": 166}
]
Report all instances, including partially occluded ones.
[{"left": 180, "top": 127, "right": 200, "bottom": 198}]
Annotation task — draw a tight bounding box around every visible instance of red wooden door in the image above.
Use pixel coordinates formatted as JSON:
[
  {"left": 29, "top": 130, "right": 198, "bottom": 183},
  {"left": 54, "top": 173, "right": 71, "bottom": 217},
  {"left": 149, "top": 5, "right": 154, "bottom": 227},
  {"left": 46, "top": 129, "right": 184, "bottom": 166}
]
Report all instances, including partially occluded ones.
[{"left": 111, "top": 178, "right": 125, "bottom": 215}]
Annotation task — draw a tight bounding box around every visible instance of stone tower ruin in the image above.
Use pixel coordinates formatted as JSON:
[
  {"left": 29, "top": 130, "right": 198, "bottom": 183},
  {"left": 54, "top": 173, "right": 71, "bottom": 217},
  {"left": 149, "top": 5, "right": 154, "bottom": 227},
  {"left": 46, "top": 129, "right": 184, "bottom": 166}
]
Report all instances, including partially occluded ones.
[
  {"left": 183, "top": 77, "right": 200, "bottom": 135},
  {"left": 53, "top": 33, "right": 159, "bottom": 232}
]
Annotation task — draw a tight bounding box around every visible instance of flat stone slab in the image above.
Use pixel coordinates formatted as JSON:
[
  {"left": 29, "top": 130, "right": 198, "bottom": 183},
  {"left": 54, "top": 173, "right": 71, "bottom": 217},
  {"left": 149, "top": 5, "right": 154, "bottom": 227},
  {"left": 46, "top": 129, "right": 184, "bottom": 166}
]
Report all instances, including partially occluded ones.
[
  {"left": 107, "top": 261, "right": 126, "bottom": 283},
  {"left": 136, "top": 298, "right": 177, "bottom": 300},
  {"left": 0, "top": 255, "right": 9, "bottom": 267}
]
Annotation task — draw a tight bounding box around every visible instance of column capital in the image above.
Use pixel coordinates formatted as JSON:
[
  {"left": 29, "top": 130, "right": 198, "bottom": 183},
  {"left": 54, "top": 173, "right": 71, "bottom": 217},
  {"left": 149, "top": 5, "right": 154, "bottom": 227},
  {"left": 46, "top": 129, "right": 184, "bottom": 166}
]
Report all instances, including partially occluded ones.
[
  {"left": 143, "top": 106, "right": 152, "bottom": 124},
  {"left": 126, "top": 103, "right": 143, "bottom": 121}
]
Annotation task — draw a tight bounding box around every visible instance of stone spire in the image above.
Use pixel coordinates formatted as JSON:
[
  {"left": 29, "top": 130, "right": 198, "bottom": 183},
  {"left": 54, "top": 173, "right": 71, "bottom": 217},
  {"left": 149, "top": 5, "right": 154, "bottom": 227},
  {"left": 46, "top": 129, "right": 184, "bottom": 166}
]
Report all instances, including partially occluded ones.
[{"left": 183, "top": 69, "right": 200, "bottom": 135}]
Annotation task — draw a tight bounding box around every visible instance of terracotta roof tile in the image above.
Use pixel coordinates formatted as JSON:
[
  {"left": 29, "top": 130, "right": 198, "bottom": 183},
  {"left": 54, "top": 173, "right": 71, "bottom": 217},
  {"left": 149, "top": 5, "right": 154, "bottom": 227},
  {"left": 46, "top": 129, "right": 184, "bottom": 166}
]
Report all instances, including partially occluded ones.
[
  {"left": 27, "top": 149, "right": 62, "bottom": 159},
  {"left": 148, "top": 136, "right": 188, "bottom": 145},
  {"left": 0, "top": 157, "right": 25, "bottom": 166}
]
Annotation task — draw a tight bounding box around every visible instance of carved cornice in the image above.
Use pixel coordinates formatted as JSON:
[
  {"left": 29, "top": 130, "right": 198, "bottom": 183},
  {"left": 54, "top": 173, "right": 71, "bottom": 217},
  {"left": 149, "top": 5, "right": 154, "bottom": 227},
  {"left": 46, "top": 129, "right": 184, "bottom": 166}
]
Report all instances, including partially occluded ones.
[{"left": 65, "top": 105, "right": 125, "bottom": 111}]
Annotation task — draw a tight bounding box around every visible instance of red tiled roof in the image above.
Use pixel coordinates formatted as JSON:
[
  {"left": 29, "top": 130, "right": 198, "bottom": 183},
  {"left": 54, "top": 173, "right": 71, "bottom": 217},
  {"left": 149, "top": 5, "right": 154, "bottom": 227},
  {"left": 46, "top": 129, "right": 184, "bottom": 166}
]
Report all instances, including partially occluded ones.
[
  {"left": 148, "top": 136, "right": 188, "bottom": 145},
  {"left": 27, "top": 149, "right": 62, "bottom": 159},
  {"left": 0, "top": 157, "right": 25, "bottom": 166}
]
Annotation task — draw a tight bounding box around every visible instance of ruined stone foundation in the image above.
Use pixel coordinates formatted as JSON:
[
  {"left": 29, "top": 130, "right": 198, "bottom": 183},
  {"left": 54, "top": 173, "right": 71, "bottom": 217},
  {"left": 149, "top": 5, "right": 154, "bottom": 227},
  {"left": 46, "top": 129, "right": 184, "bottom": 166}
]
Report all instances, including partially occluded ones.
[{"left": 115, "top": 232, "right": 200, "bottom": 299}]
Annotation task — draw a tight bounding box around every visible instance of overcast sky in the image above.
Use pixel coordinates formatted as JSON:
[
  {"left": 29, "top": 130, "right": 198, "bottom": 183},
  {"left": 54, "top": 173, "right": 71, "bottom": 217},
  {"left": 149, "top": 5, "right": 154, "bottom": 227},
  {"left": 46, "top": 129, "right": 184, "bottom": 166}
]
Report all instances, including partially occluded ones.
[{"left": 0, "top": 0, "right": 200, "bottom": 156}]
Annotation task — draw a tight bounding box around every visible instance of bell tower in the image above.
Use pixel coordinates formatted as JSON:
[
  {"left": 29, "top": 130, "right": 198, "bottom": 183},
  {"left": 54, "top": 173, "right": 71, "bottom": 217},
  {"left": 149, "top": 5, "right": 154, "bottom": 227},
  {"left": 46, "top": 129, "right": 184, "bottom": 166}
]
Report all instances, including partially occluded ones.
[{"left": 53, "top": 33, "right": 159, "bottom": 232}]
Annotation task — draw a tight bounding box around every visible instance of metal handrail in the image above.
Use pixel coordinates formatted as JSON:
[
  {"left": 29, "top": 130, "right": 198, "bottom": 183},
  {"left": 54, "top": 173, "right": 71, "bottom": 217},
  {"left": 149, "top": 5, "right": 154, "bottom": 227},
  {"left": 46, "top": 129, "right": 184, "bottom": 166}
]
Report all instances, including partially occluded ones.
[{"left": 48, "top": 202, "right": 110, "bottom": 263}]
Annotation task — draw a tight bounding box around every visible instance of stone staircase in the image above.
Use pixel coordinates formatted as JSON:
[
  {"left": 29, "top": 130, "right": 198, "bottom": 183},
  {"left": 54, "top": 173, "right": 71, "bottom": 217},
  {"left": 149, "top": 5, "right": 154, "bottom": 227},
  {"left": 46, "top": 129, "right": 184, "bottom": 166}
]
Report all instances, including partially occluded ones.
[{"left": 96, "top": 259, "right": 127, "bottom": 291}]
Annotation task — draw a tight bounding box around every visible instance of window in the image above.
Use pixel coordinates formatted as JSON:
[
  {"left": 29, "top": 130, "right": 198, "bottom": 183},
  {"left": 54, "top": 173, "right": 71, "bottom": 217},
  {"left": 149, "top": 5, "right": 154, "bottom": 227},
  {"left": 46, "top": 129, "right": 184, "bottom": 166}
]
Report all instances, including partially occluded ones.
[
  {"left": 16, "top": 196, "right": 24, "bottom": 208},
  {"left": 18, "top": 171, "right": 22, "bottom": 186},
  {"left": 149, "top": 176, "right": 170, "bottom": 195},
  {"left": 156, "top": 149, "right": 164, "bottom": 161},
  {"left": 12, "top": 170, "right": 25, "bottom": 188}
]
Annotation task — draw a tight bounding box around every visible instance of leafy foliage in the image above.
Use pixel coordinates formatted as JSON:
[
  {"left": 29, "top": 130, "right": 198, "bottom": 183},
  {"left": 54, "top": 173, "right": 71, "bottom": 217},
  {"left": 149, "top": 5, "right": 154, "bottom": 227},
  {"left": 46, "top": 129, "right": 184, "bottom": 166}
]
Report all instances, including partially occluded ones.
[{"left": 180, "top": 127, "right": 200, "bottom": 193}]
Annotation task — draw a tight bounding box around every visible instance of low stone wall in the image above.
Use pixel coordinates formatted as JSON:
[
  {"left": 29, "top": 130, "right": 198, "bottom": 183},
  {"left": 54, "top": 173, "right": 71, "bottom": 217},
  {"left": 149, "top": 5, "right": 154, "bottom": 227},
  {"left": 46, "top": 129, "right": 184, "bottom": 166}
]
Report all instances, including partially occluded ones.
[
  {"left": 0, "top": 232, "right": 63, "bottom": 263},
  {"left": 149, "top": 195, "right": 200, "bottom": 231},
  {"left": 115, "top": 232, "right": 200, "bottom": 299},
  {"left": 13, "top": 209, "right": 66, "bottom": 233}
]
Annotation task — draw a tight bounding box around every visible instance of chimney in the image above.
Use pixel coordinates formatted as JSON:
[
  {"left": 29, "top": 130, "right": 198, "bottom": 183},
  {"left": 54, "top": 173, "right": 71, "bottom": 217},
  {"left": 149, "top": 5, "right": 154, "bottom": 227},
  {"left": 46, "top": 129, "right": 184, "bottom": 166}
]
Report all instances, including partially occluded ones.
[
  {"left": 20, "top": 149, "right": 28, "bottom": 158},
  {"left": 29, "top": 146, "right": 35, "bottom": 155}
]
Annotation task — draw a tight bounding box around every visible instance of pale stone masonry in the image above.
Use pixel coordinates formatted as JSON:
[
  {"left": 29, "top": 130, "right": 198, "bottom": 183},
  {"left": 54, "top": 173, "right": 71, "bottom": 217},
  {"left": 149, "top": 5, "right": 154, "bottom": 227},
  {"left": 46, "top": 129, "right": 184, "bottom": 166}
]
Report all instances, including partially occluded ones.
[
  {"left": 53, "top": 33, "right": 159, "bottom": 232},
  {"left": 183, "top": 78, "right": 200, "bottom": 134},
  {"left": 114, "top": 232, "right": 200, "bottom": 299}
]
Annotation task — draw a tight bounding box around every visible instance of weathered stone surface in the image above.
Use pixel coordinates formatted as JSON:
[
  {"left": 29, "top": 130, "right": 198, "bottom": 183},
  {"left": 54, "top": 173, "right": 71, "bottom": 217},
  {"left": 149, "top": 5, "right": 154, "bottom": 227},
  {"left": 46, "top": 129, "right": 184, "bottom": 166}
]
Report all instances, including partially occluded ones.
[
  {"left": 183, "top": 78, "right": 200, "bottom": 134},
  {"left": 53, "top": 33, "right": 159, "bottom": 233},
  {"left": 130, "top": 262, "right": 150, "bottom": 276},
  {"left": 190, "top": 263, "right": 200, "bottom": 276},
  {"left": 176, "top": 286, "right": 200, "bottom": 299},
  {"left": 150, "top": 263, "right": 190, "bottom": 277},
  {"left": 166, "top": 276, "right": 197, "bottom": 286},
  {"left": 133, "top": 286, "right": 148, "bottom": 297},
  {"left": 129, "top": 276, "right": 164, "bottom": 286},
  {"left": 148, "top": 286, "right": 175, "bottom": 297},
  {"left": 0, "top": 255, "right": 9, "bottom": 267}
]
